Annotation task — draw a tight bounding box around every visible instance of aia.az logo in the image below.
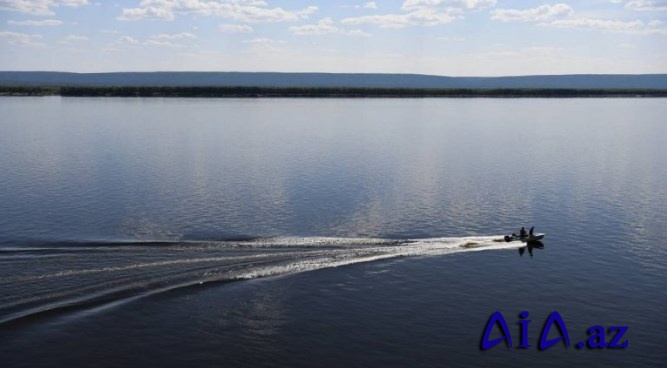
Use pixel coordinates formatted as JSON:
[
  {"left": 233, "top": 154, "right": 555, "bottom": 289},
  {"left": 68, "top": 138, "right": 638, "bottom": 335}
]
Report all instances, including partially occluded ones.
[{"left": 481, "top": 311, "right": 629, "bottom": 350}]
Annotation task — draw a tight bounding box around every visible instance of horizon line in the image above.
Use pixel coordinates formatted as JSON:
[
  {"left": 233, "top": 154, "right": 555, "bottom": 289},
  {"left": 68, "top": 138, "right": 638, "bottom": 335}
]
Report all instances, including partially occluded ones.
[{"left": 2, "top": 71, "right": 667, "bottom": 78}]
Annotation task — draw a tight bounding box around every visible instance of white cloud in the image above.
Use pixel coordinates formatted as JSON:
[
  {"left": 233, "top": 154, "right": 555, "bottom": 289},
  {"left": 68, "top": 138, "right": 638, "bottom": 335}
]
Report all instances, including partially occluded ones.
[
  {"left": 118, "top": 5, "right": 176, "bottom": 21},
  {"left": 105, "top": 33, "right": 197, "bottom": 49},
  {"left": 357, "top": 2, "right": 378, "bottom": 9},
  {"left": 402, "top": 0, "right": 496, "bottom": 11},
  {"left": 117, "top": 36, "right": 139, "bottom": 45},
  {"left": 240, "top": 37, "right": 287, "bottom": 54},
  {"left": 0, "top": 0, "right": 88, "bottom": 16},
  {"left": 118, "top": 0, "right": 318, "bottom": 22},
  {"left": 242, "top": 37, "right": 283, "bottom": 45},
  {"left": 342, "top": 14, "right": 412, "bottom": 28},
  {"left": 0, "top": 31, "right": 43, "bottom": 46},
  {"left": 345, "top": 2, "right": 379, "bottom": 9},
  {"left": 149, "top": 32, "right": 196, "bottom": 41},
  {"left": 143, "top": 32, "right": 197, "bottom": 47},
  {"left": 341, "top": 0, "right": 494, "bottom": 28},
  {"left": 342, "top": 10, "right": 460, "bottom": 28},
  {"left": 491, "top": 3, "right": 667, "bottom": 35},
  {"left": 7, "top": 19, "right": 63, "bottom": 26},
  {"left": 59, "top": 0, "right": 86, "bottom": 6},
  {"left": 290, "top": 17, "right": 338, "bottom": 35},
  {"left": 219, "top": 24, "right": 254, "bottom": 33},
  {"left": 289, "top": 17, "right": 370, "bottom": 36},
  {"left": 60, "top": 34, "right": 87, "bottom": 43},
  {"left": 549, "top": 18, "right": 667, "bottom": 34},
  {"left": 145, "top": 40, "right": 183, "bottom": 48},
  {"left": 491, "top": 4, "right": 573, "bottom": 22},
  {"left": 346, "top": 29, "right": 372, "bottom": 37},
  {"left": 624, "top": 0, "right": 667, "bottom": 12}
]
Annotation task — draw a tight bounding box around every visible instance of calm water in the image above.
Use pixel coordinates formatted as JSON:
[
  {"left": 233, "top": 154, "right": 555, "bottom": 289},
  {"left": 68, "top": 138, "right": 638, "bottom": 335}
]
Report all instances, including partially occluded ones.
[{"left": 1, "top": 97, "right": 666, "bottom": 367}]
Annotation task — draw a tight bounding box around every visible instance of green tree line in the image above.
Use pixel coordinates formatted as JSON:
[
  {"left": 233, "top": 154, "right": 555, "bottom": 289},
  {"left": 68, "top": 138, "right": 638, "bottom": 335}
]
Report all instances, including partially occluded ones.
[{"left": 2, "top": 85, "right": 666, "bottom": 97}]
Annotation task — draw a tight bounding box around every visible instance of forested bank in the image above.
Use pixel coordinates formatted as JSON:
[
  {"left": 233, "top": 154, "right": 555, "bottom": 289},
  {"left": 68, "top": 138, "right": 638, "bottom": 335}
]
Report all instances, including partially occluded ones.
[{"left": 2, "top": 85, "right": 666, "bottom": 97}]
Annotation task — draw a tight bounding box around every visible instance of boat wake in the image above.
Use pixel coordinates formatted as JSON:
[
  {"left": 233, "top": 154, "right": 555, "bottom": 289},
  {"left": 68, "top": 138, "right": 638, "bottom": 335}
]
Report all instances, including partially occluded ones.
[{"left": 0, "top": 235, "right": 520, "bottom": 325}]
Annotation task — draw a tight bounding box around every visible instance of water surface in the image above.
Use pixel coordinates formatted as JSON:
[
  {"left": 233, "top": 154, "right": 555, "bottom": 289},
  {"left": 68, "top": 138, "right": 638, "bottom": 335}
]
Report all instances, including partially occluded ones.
[{"left": 1, "top": 97, "right": 665, "bottom": 367}]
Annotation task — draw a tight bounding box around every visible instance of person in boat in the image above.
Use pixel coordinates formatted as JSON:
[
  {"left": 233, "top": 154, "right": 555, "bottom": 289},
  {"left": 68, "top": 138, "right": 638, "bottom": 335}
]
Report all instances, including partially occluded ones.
[
  {"left": 520, "top": 226, "right": 527, "bottom": 237},
  {"left": 529, "top": 226, "right": 534, "bottom": 236}
]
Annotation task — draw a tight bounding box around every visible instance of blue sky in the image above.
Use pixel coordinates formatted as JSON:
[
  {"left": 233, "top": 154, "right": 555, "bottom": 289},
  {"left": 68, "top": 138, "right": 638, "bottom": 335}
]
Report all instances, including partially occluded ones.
[{"left": 0, "top": 0, "right": 665, "bottom": 75}]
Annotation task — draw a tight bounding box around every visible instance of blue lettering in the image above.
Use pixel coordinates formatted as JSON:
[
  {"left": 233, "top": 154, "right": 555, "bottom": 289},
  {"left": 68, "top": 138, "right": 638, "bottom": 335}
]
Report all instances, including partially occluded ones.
[
  {"left": 608, "top": 326, "right": 629, "bottom": 348},
  {"left": 481, "top": 311, "right": 513, "bottom": 350},
  {"left": 539, "top": 311, "right": 571, "bottom": 350},
  {"left": 586, "top": 326, "right": 607, "bottom": 348},
  {"left": 518, "top": 311, "right": 531, "bottom": 348}
]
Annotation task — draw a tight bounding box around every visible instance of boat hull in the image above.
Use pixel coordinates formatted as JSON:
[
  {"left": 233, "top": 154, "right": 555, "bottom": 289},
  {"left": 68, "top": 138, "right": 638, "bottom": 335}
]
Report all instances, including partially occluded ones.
[{"left": 505, "top": 233, "right": 545, "bottom": 242}]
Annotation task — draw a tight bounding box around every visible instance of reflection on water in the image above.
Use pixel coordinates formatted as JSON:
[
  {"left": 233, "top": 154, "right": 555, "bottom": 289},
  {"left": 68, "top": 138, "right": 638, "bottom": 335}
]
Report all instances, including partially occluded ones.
[
  {"left": 518, "top": 241, "right": 544, "bottom": 258},
  {"left": 1, "top": 97, "right": 665, "bottom": 246},
  {"left": 0, "top": 97, "right": 666, "bottom": 367}
]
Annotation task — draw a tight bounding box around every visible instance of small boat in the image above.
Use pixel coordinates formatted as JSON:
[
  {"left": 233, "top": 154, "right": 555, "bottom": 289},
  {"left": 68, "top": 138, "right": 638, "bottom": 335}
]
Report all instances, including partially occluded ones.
[{"left": 504, "top": 233, "right": 545, "bottom": 243}]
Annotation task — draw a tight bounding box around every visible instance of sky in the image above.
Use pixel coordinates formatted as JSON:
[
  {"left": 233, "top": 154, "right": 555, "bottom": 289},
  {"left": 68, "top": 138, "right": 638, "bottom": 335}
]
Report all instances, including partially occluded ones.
[{"left": 0, "top": 0, "right": 666, "bottom": 76}]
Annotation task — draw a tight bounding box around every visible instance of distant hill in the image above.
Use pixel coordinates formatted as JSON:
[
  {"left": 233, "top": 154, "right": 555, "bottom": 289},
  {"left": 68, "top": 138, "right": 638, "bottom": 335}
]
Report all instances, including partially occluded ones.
[{"left": 1, "top": 72, "right": 666, "bottom": 89}]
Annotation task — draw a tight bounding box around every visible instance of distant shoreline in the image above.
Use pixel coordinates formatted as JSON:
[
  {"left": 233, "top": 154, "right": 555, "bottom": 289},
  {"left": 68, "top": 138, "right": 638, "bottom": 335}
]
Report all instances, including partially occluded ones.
[{"left": 1, "top": 86, "right": 666, "bottom": 98}]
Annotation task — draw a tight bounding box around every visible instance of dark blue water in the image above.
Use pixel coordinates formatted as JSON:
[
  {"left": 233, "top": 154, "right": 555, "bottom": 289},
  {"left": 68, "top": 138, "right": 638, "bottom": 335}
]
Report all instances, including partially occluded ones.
[{"left": 1, "top": 97, "right": 666, "bottom": 367}]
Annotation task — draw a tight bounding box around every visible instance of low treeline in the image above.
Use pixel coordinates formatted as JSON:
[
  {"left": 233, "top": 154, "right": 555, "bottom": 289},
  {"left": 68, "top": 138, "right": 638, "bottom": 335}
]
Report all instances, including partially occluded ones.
[
  {"left": 0, "top": 86, "right": 60, "bottom": 96},
  {"left": 2, "top": 85, "right": 667, "bottom": 97}
]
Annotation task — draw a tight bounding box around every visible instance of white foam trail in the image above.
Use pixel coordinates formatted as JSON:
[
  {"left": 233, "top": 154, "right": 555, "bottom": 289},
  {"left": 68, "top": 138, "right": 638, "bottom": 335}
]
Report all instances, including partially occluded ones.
[
  {"left": 2, "top": 253, "right": 283, "bottom": 283},
  {"left": 227, "top": 235, "right": 522, "bottom": 279},
  {"left": 220, "top": 236, "right": 404, "bottom": 248},
  {"left": 0, "top": 235, "right": 527, "bottom": 325},
  {"left": 1, "top": 236, "right": 519, "bottom": 282},
  {"left": 204, "top": 235, "right": 508, "bottom": 248}
]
